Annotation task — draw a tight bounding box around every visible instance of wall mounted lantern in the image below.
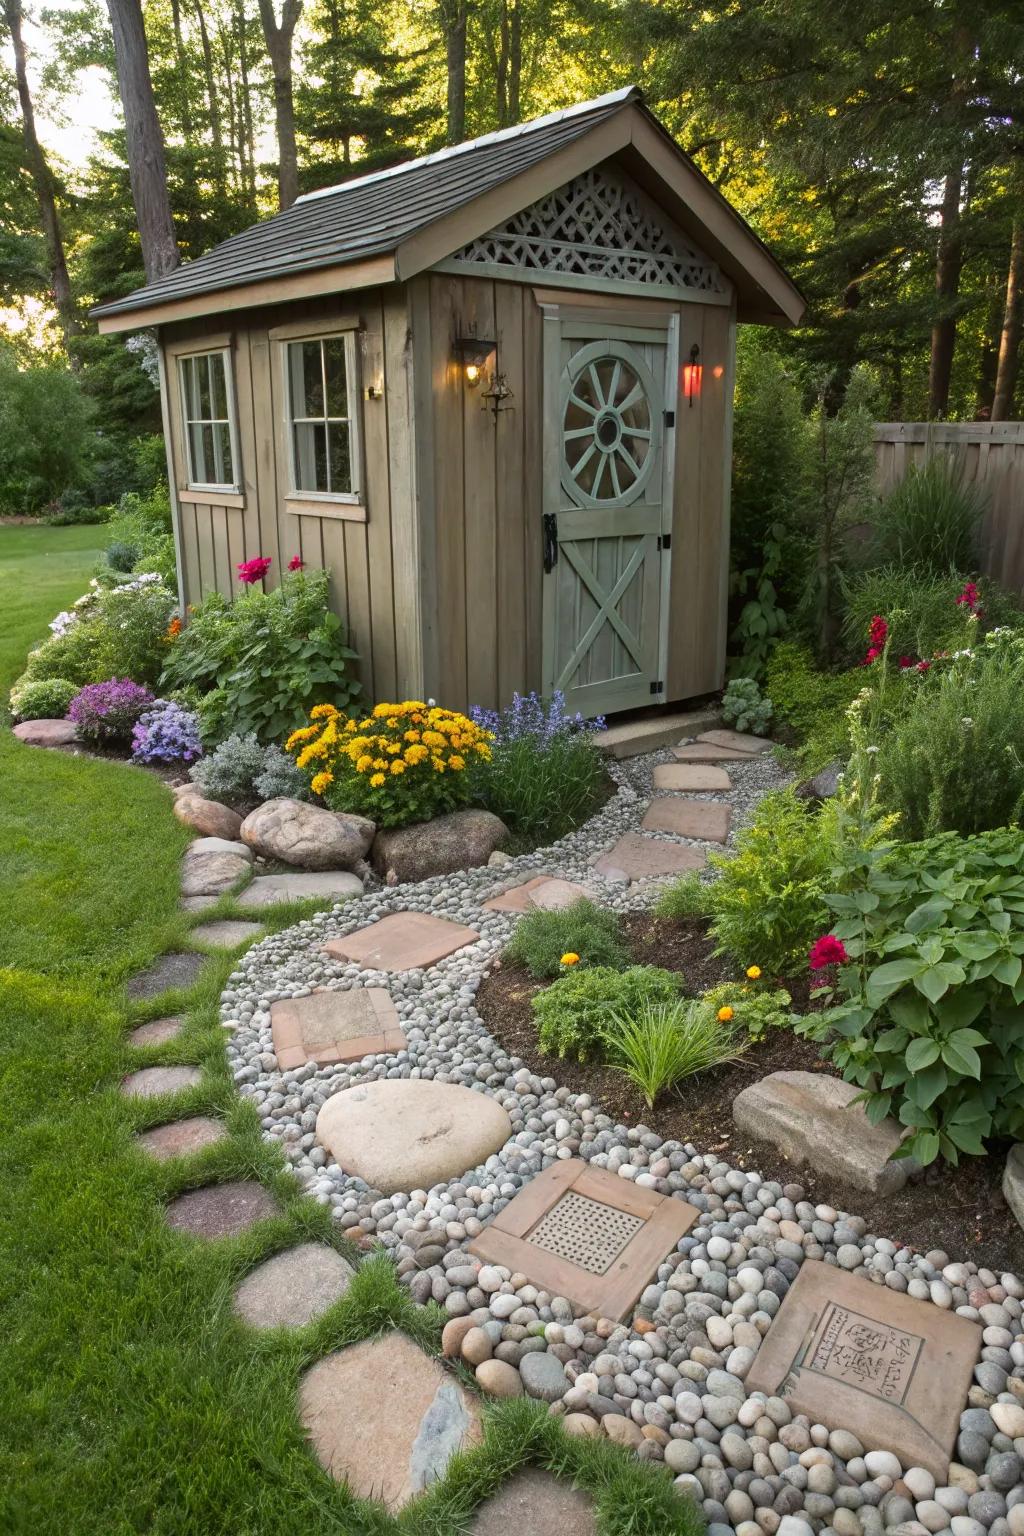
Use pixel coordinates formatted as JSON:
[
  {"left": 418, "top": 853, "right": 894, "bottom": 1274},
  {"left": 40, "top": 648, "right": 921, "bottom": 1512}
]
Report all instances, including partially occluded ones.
[
  {"left": 455, "top": 336, "right": 495, "bottom": 387},
  {"left": 682, "top": 342, "right": 703, "bottom": 407}
]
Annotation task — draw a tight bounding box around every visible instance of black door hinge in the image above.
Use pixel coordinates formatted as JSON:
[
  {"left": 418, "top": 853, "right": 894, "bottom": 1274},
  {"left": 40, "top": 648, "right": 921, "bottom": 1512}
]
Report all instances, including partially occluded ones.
[
  {"left": 665, "top": 409, "right": 675, "bottom": 428},
  {"left": 650, "top": 680, "right": 664, "bottom": 695},
  {"left": 657, "top": 533, "right": 671, "bottom": 551}
]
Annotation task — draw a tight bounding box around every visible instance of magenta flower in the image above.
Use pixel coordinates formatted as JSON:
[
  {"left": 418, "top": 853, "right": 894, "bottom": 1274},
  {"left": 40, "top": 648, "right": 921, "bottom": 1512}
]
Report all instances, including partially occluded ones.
[
  {"left": 238, "top": 556, "right": 271, "bottom": 584},
  {"left": 288, "top": 555, "right": 304, "bottom": 571},
  {"left": 809, "top": 934, "right": 848, "bottom": 970}
]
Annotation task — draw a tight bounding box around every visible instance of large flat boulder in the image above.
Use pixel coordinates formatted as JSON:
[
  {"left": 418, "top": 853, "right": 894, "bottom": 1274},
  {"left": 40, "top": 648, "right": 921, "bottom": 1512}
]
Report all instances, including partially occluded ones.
[
  {"left": 12, "top": 718, "right": 78, "bottom": 747},
  {"left": 371, "top": 808, "right": 508, "bottom": 883},
  {"left": 316, "top": 1078, "right": 512, "bottom": 1194},
  {"left": 181, "top": 836, "right": 253, "bottom": 897},
  {"left": 240, "top": 797, "right": 374, "bottom": 870},
  {"left": 733, "top": 1070, "right": 914, "bottom": 1195},
  {"left": 174, "top": 794, "right": 243, "bottom": 840}
]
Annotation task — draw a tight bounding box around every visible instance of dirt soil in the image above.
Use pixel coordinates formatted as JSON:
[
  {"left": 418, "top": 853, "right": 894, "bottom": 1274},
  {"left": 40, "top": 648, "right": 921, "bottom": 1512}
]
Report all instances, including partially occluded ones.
[{"left": 477, "top": 912, "right": 1024, "bottom": 1275}]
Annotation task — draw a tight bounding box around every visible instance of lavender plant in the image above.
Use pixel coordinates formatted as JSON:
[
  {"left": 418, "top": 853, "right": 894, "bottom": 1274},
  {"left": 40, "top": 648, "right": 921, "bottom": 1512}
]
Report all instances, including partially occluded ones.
[
  {"left": 68, "top": 679, "right": 154, "bottom": 746},
  {"left": 131, "top": 700, "right": 203, "bottom": 764},
  {"left": 468, "top": 690, "right": 608, "bottom": 846}
]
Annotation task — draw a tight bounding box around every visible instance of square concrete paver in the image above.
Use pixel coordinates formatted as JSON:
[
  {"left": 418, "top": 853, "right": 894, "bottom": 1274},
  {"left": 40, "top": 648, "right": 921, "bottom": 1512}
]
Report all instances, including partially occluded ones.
[
  {"left": 127, "top": 952, "right": 206, "bottom": 1000},
  {"left": 233, "top": 1242, "right": 355, "bottom": 1329},
  {"left": 165, "top": 1180, "right": 279, "bottom": 1238},
  {"left": 323, "top": 911, "right": 480, "bottom": 972},
  {"left": 271, "top": 988, "right": 407, "bottom": 1069},
  {"left": 121, "top": 1065, "right": 202, "bottom": 1099},
  {"left": 592, "top": 831, "right": 706, "bottom": 880},
  {"left": 672, "top": 743, "right": 760, "bottom": 763},
  {"left": 483, "top": 876, "right": 558, "bottom": 912},
  {"left": 192, "top": 919, "right": 264, "bottom": 950},
  {"left": 641, "top": 797, "right": 731, "bottom": 843},
  {"left": 745, "top": 1261, "right": 981, "bottom": 1480},
  {"left": 298, "top": 1331, "right": 482, "bottom": 1508},
  {"left": 469, "top": 1159, "right": 698, "bottom": 1321},
  {"left": 470, "top": 1469, "right": 596, "bottom": 1535},
  {"left": 128, "top": 1015, "right": 184, "bottom": 1046},
  {"left": 135, "top": 1115, "right": 227, "bottom": 1162},
  {"left": 652, "top": 763, "right": 731, "bottom": 792},
  {"left": 699, "top": 727, "right": 772, "bottom": 753}
]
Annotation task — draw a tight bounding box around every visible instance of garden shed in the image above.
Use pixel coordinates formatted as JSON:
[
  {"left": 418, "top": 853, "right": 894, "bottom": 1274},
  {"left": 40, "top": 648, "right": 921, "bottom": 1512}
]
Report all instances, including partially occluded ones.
[{"left": 94, "top": 87, "right": 804, "bottom": 717}]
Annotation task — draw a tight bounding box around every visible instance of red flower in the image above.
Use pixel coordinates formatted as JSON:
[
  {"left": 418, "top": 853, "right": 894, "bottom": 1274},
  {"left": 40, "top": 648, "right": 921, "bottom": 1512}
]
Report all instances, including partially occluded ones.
[
  {"left": 288, "top": 555, "right": 304, "bottom": 571},
  {"left": 809, "top": 934, "right": 848, "bottom": 970},
  {"left": 238, "top": 556, "right": 271, "bottom": 584},
  {"left": 862, "top": 615, "right": 888, "bottom": 665},
  {"left": 916, "top": 659, "right": 931, "bottom": 673},
  {"left": 899, "top": 654, "right": 915, "bottom": 670}
]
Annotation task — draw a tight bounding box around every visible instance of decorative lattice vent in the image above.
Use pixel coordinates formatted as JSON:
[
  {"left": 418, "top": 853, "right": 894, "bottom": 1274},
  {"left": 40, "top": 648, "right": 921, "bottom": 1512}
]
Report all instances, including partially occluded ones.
[
  {"left": 451, "top": 167, "right": 724, "bottom": 293},
  {"left": 529, "top": 1193, "right": 643, "bottom": 1274}
]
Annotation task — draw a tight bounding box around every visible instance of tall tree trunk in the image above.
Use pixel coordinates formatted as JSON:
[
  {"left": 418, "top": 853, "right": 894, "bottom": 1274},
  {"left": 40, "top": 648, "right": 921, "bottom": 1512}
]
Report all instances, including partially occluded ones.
[
  {"left": 992, "top": 209, "right": 1024, "bottom": 421},
  {"left": 190, "top": 0, "right": 223, "bottom": 166},
  {"left": 507, "top": 0, "right": 521, "bottom": 123},
  {"left": 3, "top": 0, "right": 80, "bottom": 356},
  {"left": 105, "top": 0, "right": 179, "bottom": 283},
  {"left": 219, "top": 26, "right": 240, "bottom": 191},
  {"left": 928, "top": 160, "right": 966, "bottom": 419},
  {"left": 236, "top": 3, "right": 258, "bottom": 208},
  {"left": 438, "top": 0, "right": 467, "bottom": 144},
  {"left": 258, "top": 0, "right": 302, "bottom": 210},
  {"left": 169, "top": 0, "right": 193, "bottom": 140}
]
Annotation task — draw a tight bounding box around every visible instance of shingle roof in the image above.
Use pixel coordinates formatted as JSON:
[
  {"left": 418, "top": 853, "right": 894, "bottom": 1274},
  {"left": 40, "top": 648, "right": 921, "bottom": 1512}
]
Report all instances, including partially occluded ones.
[{"left": 92, "top": 88, "right": 638, "bottom": 320}]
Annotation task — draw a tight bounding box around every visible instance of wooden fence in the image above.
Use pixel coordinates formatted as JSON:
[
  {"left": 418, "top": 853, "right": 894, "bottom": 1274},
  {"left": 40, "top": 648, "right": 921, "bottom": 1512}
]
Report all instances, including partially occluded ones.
[{"left": 873, "top": 421, "right": 1024, "bottom": 591}]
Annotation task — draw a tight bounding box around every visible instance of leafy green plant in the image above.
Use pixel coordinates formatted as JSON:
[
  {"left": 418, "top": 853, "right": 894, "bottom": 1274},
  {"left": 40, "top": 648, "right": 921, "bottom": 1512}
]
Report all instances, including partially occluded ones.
[
  {"left": 103, "top": 485, "right": 176, "bottom": 586},
  {"left": 764, "top": 642, "right": 866, "bottom": 770},
  {"left": 20, "top": 574, "right": 176, "bottom": 688},
  {"left": 722, "top": 676, "right": 773, "bottom": 735},
  {"left": 8, "top": 676, "right": 79, "bottom": 720},
  {"left": 700, "top": 981, "right": 795, "bottom": 1041},
  {"left": 798, "top": 827, "right": 1024, "bottom": 1166},
  {"left": 728, "top": 525, "right": 790, "bottom": 679},
  {"left": 531, "top": 964, "right": 681, "bottom": 1061},
  {"left": 506, "top": 898, "right": 627, "bottom": 981},
  {"left": 468, "top": 692, "right": 609, "bottom": 846},
  {"left": 189, "top": 733, "right": 308, "bottom": 808},
  {"left": 654, "top": 871, "right": 711, "bottom": 921},
  {"left": 0, "top": 343, "right": 93, "bottom": 515},
  {"left": 840, "top": 565, "right": 1020, "bottom": 665},
  {"left": 599, "top": 997, "right": 746, "bottom": 1105},
  {"left": 869, "top": 457, "right": 984, "bottom": 574}
]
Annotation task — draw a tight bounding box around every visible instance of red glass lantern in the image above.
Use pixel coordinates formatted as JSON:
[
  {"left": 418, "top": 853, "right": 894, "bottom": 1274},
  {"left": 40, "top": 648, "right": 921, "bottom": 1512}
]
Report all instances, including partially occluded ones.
[{"left": 682, "top": 343, "right": 703, "bottom": 406}]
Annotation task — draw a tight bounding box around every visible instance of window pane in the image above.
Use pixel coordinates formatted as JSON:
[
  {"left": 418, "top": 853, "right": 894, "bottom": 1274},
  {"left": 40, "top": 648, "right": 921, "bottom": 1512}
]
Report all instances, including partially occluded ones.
[
  {"left": 293, "top": 420, "right": 328, "bottom": 492},
  {"left": 201, "top": 424, "right": 216, "bottom": 482},
  {"left": 326, "top": 421, "right": 351, "bottom": 494},
  {"left": 209, "top": 353, "right": 229, "bottom": 418},
  {"left": 195, "top": 356, "right": 212, "bottom": 417},
  {"left": 182, "top": 357, "right": 199, "bottom": 423},
  {"left": 210, "top": 421, "right": 233, "bottom": 485},
  {"left": 323, "top": 337, "right": 348, "bottom": 417},
  {"left": 290, "top": 340, "right": 324, "bottom": 417}
]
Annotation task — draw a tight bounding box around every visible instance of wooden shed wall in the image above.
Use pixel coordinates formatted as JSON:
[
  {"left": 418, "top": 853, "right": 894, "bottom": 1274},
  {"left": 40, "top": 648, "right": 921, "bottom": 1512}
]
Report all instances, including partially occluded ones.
[{"left": 160, "top": 288, "right": 420, "bottom": 704}]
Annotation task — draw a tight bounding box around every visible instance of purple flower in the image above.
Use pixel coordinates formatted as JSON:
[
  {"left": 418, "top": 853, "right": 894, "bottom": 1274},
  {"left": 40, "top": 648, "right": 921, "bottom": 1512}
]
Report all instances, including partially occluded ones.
[
  {"left": 469, "top": 690, "right": 606, "bottom": 746},
  {"left": 68, "top": 678, "right": 154, "bottom": 745},
  {"left": 131, "top": 700, "right": 203, "bottom": 764}
]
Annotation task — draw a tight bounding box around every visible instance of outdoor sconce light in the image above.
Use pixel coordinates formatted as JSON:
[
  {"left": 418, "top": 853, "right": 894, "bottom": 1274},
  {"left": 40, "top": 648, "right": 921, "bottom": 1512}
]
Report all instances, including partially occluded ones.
[
  {"left": 682, "top": 343, "right": 702, "bottom": 407},
  {"left": 455, "top": 336, "right": 495, "bottom": 387}
]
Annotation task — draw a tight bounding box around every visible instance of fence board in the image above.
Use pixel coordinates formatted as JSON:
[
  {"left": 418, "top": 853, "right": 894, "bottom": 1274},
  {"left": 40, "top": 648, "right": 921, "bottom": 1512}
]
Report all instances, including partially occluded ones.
[{"left": 873, "top": 422, "right": 1024, "bottom": 593}]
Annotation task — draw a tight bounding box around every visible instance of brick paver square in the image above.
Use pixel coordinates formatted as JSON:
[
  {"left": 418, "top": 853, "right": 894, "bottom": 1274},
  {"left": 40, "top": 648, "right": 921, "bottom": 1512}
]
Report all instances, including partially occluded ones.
[
  {"left": 483, "top": 876, "right": 557, "bottom": 912},
  {"left": 698, "top": 728, "right": 773, "bottom": 753},
  {"left": 641, "top": 797, "right": 731, "bottom": 842},
  {"left": 652, "top": 763, "right": 731, "bottom": 792},
  {"left": 592, "top": 831, "right": 706, "bottom": 880},
  {"left": 271, "top": 987, "right": 407, "bottom": 1069},
  {"left": 323, "top": 911, "right": 480, "bottom": 972}
]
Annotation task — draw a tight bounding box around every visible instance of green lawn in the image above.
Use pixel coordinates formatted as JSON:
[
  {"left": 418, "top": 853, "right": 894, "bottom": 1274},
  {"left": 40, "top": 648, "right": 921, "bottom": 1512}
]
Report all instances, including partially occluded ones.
[{"left": 0, "top": 526, "right": 700, "bottom": 1536}]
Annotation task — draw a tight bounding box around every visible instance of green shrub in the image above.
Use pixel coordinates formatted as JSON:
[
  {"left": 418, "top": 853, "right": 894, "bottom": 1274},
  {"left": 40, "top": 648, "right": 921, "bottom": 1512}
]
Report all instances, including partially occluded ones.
[
  {"left": 531, "top": 964, "right": 681, "bottom": 1061},
  {"left": 599, "top": 997, "right": 746, "bottom": 1105},
  {"left": 104, "top": 485, "right": 176, "bottom": 585},
  {"left": 468, "top": 693, "right": 609, "bottom": 846},
  {"left": 700, "top": 981, "right": 795, "bottom": 1041},
  {"left": 654, "top": 872, "right": 711, "bottom": 921},
  {"left": 764, "top": 642, "right": 865, "bottom": 769},
  {"left": 8, "top": 676, "right": 79, "bottom": 720},
  {"left": 869, "top": 457, "right": 984, "bottom": 574},
  {"left": 506, "top": 899, "right": 627, "bottom": 981},
  {"left": 840, "top": 566, "right": 1020, "bottom": 665},
  {"left": 162, "top": 569, "right": 360, "bottom": 744},
  {"left": 722, "top": 677, "right": 773, "bottom": 735},
  {"left": 0, "top": 344, "right": 93, "bottom": 514},
  {"left": 22, "top": 574, "right": 175, "bottom": 688},
  {"left": 106, "top": 539, "right": 140, "bottom": 573},
  {"left": 189, "top": 733, "right": 308, "bottom": 809},
  {"left": 798, "top": 827, "right": 1024, "bottom": 1165}
]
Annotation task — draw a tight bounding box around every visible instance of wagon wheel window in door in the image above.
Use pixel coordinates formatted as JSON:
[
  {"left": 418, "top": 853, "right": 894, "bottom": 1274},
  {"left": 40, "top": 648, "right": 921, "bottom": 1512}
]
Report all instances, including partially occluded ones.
[{"left": 562, "top": 355, "right": 653, "bottom": 503}]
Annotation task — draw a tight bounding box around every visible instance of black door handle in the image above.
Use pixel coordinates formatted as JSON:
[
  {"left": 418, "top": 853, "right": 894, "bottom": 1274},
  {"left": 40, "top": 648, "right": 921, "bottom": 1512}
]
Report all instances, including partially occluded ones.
[{"left": 543, "top": 512, "right": 559, "bottom": 573}]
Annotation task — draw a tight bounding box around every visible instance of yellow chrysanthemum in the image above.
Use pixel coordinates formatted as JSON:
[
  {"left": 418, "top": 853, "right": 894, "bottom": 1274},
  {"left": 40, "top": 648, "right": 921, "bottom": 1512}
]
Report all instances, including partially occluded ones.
[
  {"left": 560, "top": 952, "right": 580, "bottom": 967},
  {"left": 372, "top": 702, "right": 392, "bottom": 718},
  {"left": 404, "top": 744, "right": 428, "bottom": 765},
  {"left": 310, "top": 771, "right": 333, "bottom": 795},
  {"left": 746, "top": 965, "right": 762, "bottom": 980},
  {"left": 432, "top": 757, "right": 446, "bottom": 772},
  {"left": 404, "top": 730, "right": 420, "bottom": 743},
  {"left": 310, "top": 703, "right": 339, "bottom": 721},
  {"left": 449, "top": 754, "right": 465, "bottom": 771},
  {"left": 356, "top": 754, "right": 373, "bottom": 773},
  {"left": 285, "top": 724, "right": 319, "bottom": 750},
  {"left": 370, "top": 772, "right": 386, "bottom": 787},
  {"left": 389, "top": 759, "right": 406, "bottom": 775},
  {"left": 422, "top": 729, "right": 445, "bottom": 748},
  {"left": 717, "top": 1006, "right": 734, "bottom": 1022},
  {"left": 385, "top": 741, "right": 401, "bottom": 754},
  {"left": 373, "top": 757, "right": 388, "bottom": 771}
]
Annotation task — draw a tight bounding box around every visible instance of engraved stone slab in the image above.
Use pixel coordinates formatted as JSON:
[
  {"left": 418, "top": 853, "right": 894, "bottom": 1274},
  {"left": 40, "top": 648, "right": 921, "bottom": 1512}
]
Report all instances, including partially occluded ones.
[
  {"left": 641, "top": 798, "right": 731, "bottom": 842},
  {"left": 323, "top": 911, "right": 480, "bottom": 972},
  {"left": 271, "top": 987, "right": 407, "bottom": 1069},
  {"left": 592, "top": 832, "right": 706, "bottom": 880},
  {"left": 745, "top": 1261, "right": 981, "bottom": 1480},
  {"left": 653, "top": 763, "right": 732, "bottom": 792},
  {"left": 470, "top": 1159, "right": 699, "bottom": 1321}
]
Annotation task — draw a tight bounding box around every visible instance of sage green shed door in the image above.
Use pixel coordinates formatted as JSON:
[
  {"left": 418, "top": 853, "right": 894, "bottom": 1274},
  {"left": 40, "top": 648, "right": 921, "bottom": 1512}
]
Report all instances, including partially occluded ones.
[{"left": 542, "top": 317, "right": 676, "bottom": 717}]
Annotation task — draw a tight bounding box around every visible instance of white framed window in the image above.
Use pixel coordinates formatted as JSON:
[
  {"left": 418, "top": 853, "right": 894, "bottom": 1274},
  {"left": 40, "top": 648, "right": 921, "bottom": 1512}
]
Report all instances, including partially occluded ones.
[
  {"left": 285, "top": 333, "right": 361, "bottom": 500},
  {"left": 177, "top": 349, "right": 239, "bottom": 491}
]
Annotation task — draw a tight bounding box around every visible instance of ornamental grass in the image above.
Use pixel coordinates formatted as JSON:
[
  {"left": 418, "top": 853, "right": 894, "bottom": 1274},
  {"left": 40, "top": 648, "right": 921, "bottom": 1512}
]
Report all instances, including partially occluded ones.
[{"left": 286, "top": 700, "right": 493, "bottom": 827}]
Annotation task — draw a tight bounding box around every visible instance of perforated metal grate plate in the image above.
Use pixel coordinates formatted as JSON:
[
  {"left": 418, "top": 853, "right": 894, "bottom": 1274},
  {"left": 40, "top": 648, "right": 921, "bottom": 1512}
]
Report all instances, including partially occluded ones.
[{"left": 527, "top": 1192, "right": 644, "bottom": 1275}]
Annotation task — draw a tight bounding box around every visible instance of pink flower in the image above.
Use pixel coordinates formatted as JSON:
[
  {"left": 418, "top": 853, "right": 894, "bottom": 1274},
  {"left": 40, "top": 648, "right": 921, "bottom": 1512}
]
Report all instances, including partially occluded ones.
[
  {"left": 288, "top": 555, "right": 304, "bottom": 571},
  {"left": 916, "top": 659, "right": 931, "bottom": 673},
  {"left": 809, "top": 934, "right": 848, "bottom": 970},
  {"left": 238, "top": 556, "right": 271, "bottom": 584}
]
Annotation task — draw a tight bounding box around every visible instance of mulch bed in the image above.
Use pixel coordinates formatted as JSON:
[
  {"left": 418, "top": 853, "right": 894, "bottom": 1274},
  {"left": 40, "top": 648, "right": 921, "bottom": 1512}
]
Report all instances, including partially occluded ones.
[{"left": 477, "top": 912, "right": 1024, "bottom": 1274}]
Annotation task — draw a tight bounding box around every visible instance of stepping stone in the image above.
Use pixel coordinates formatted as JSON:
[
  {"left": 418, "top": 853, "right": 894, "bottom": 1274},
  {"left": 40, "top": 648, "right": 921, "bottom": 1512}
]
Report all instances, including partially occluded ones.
[
  {"left": 127, "top": 951, "right": 205, "bottom": 1000},
  {"left": 298, "top": 1331, "right": 482, "bottom": 1509},
  {"left": 180, "top": 895, "right": 219, "bottom": 912},
  {"left": 746, "top": 1261, "right": 981, "bottom": 1481},
  {"left": 235, "top": 870, "right": 363, "bottom": 909},
  {"left": 596, "top": 707, "right": 721, "bottom": 759},
  {"left": 672, "top": 743, "right": 760, "bottom": 763},
  {"left": 12, "top": 718, "right": 78, "bottom": 747},
  {"left": 652, "top": 762, "right": 731, "bottom": 792},
  {"left": 165, "top": 1179, "right": 279, "bottom": 1238},
  {"left": 135, "top": 1115, "right": 227, "bottom": 1162},
  {"left": 233, "top": 1242, "right": 354, "bottom": 1329},
  {"left": 470, "top": 1159, "right": 699, "bottom": 1321},
  {"left": 527, "top": 878, "right": 589, "bottom": 911},
  {"left": 323, "top": 911, "right": 480, "bottom": 973},
  {"left": 641, "top": 797, "right": 731, "bottom": 843},
  {"left": 699, "top": 727, "right": 772, "bottom": 754},
  {"left": 483, "top": 876, "right": 555, "bottom": 912},
  {"left": 192, "top": 919, "right": 263, "bottom": 950},
  {"left": 271, "top": 987, "right": 406, "bottom": 1069},
  {"left": 592, "top": 831, "right": 705, "bottom": 880},
  {"left": 128, "top": 1015, "right": 184, "bottom": 1046},
  {"left": 733, "top": 1071, "right": 914, "bottom": 1196},
  {"left": 181, "top": 838, "right": 253, "bottom": 898},
  {"left": 470, "top": 1470, "right": 596, "bottom": 1536},
  {"left": 316, "top": 1078, "right": 512, "bottom": 1195},
  {"left": 121, "top": 1065, "right": 202, "bottom": 1099}
]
